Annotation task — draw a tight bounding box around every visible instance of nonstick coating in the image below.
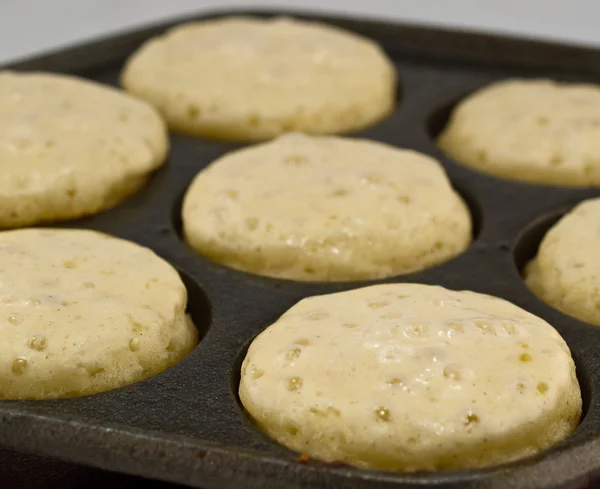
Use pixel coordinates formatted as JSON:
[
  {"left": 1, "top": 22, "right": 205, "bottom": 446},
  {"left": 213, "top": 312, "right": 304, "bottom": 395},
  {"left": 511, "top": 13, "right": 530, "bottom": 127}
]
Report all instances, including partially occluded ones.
[{"left": 1, "top": 8, "right": 600, "bottom": 489}]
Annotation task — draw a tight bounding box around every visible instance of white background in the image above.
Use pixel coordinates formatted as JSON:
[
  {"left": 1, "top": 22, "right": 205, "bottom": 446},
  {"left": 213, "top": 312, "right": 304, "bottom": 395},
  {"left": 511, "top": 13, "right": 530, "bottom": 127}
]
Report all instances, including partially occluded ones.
[{"left": 1, "top": 0, "right": 600, "bottom": 64}]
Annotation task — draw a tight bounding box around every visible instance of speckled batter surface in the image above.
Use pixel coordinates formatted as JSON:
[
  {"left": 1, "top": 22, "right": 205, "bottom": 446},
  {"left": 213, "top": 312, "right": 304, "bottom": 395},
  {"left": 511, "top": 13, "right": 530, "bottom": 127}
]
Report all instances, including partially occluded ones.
[
  {"left": 438, "top": 79, "right": 600, "bottom": 186},
  {"left": 0, "top": 228, "right": 197, "bottom": 399},
  {"left": 525, "top": 197, "right": 600, "bottom": 326},
  {"left": 121, "top": 16, "right": 396, "bottom": 141},
  {"left": 239, "top": 283, "right": 581, "bottom": 471},
  {"left": 0, "top": 71, "right": 168, "bottom": 227},
  {"left": 182, "top": 133, "right": 471, "bottom": 281}
]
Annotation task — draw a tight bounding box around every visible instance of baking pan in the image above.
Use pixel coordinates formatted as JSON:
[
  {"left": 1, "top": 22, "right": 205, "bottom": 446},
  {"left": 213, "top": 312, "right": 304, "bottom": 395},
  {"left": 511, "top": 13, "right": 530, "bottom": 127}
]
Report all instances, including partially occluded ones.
[
  {"left": 0, "top": 447, "right": 185, "bottom": 489},
  {"left": 1, "top": 8, "right": 600, "bottom": 489}
]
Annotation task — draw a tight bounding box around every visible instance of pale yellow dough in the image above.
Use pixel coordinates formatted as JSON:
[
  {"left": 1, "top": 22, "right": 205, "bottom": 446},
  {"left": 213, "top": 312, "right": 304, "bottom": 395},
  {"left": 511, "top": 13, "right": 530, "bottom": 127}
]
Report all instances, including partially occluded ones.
[
  {"left": 0, "top": 229, "right": 198, "bottom": 400},
  {"left": 0, "top": 71, "right": 168, "bottom": 227},
  {"left": 438, "top": 79, "right": 600, "bottom": 186},
  {"left": 239, "top": 283, "right": 581, "bottom": 471},
  {"left": 525, "top": 197, "right": 600, "bottom": 326},
  {"left": 121, "top": 16, "right": 396, "bottom": 141},
  {"left": 182, "top": 133, "right": 471, "bottom": 281}
]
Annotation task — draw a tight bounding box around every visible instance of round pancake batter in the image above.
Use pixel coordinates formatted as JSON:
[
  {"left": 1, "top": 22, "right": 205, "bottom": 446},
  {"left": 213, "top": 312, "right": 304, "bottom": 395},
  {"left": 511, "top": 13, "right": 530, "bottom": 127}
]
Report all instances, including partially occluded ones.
[
  {"left": 0, "top": 71, "right": 168, "bottom": 227},
  {"left": 0, "top": 228, "right": 197, "bottom": 400},
  {"left": 438, "top": 79, "right": 600, "bottom": 186},
  {"left": 121, "top": 16, "right": 396, "bottom": 141},
  {"left": 525, "top": 197, "right": 600, "bottom": 326},
  {"left": 182, "top": 133, "right": 472, "bottom": 281},
  {"left": 239, "top": 283, "right": 581, "bottom": 471}
]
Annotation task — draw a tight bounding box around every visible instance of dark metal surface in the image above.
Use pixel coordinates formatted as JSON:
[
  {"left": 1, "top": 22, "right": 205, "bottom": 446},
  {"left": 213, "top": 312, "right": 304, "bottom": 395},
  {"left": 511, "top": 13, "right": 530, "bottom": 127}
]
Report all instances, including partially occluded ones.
[
  {"left": 1, "top": 7, "right": 600, "bottom": 489},
  {"left": 0, "top": 447, "right": 186, "bottom": 489}
]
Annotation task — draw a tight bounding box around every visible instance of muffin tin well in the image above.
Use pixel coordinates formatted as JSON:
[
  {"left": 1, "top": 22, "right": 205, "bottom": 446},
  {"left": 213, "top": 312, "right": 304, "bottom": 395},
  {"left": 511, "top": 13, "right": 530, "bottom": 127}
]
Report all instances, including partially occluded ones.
[{"left": 1, "top": 8, "right": 600, "bottom": 489}]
